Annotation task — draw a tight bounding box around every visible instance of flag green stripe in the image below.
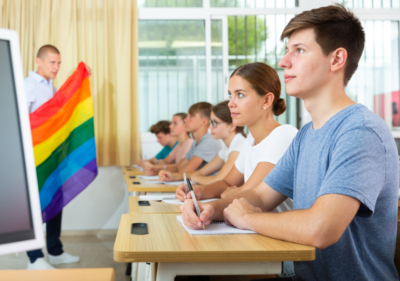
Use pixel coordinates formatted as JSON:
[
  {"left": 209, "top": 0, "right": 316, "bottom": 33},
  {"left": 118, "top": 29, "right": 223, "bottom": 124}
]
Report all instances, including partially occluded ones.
[{"left": 36, "top": 118, "right": 95, "bottom": 191}]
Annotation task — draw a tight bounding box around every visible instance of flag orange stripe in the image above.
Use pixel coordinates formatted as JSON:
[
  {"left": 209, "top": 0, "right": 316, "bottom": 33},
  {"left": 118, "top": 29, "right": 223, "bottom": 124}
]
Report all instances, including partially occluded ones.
[{"left": 31, "top": 79, "right": 91, "bottom": 146}]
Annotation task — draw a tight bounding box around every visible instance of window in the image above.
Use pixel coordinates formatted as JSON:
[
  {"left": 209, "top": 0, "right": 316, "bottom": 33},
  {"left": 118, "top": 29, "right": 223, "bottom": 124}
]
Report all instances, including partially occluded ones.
[
  {"left": 339, "top": 0, "right": 400, "bottom": 8},
  {"left": 347, "top": 20, "right": 400, "bottom": 129}
]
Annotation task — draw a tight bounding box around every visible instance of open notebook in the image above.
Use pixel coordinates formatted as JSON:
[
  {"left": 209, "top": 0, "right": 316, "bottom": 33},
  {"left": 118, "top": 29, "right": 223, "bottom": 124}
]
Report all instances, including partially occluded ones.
[
  {"left": 144, "top": 180, "right": 194, "bottom": 185},
  {"left": 176, "top": 215, "right": 256, "bottom": 235},
  {"left": 131, "top": 164, "right": 144, "bottom": 171},
  {"left": 139, "top": 193, "right": 176, "bottom": 201},
  {"left": 162, "top": 198, "right": 219, "bottom": 205},
  {"left": 138, "top": 175, "right": 159, "bottom": 180}
]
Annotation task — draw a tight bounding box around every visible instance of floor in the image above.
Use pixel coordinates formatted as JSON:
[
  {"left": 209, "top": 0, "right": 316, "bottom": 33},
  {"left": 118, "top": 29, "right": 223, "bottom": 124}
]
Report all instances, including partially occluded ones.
[{"left": 0, "top": 234, "right": 275, "bottom": 281}]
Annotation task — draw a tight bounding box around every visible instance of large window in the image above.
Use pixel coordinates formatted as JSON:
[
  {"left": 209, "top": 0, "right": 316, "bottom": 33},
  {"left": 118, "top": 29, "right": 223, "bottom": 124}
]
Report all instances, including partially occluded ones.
[{"left": 137, "top": 0, "right": 400, "bottom": 134}]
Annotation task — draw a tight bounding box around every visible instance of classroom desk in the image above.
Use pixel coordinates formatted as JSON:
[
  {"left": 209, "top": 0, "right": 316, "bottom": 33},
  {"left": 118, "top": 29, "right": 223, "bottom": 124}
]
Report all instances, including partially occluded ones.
[
  {"left": 123, "top": 175, "right": 179, "bottom": 193},
  {"left": 114, "top": 214, "right": 315, "bottom": 281},
  {"left": 129, "top": 196, "right": 181, "bottom": 214},
  {"left": 0, "top": 268, "right": 115, "bottom": 281},
  {"left": 122, "top": 166, "right": 145, "bottom": 176}
]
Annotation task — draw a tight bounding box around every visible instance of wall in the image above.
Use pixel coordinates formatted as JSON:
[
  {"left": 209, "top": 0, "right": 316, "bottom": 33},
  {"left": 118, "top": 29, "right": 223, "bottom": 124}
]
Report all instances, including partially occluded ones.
[{"left": 62, "top": 133, "right": 162, "bottom": 231}]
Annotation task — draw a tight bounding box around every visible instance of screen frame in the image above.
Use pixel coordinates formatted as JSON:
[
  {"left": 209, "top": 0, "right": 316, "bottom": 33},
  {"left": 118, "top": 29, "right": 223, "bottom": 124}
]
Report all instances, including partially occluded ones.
[{"left": 0, "top": 28, "right": 44, "bottom": 256}]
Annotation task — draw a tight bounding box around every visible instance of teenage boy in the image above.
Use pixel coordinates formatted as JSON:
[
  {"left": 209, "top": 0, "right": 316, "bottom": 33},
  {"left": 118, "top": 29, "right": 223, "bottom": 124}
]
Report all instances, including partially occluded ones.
[
  {"left": 181, "top": 5, "right": 399, "bottom": 281},
  {"left": 25, "top": 45, "right": 87, "bottom": 269},
  {"left": 150, "top": 102, "right": 221, "bottom": 177},
  {"left": 138, "top": 120, "right": 177, "bottom": 167}
]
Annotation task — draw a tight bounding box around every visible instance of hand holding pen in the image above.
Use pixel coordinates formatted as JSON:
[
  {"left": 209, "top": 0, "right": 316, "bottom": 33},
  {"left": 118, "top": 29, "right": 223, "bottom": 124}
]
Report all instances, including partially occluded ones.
[{"left": 186, "top": 178, "right": 205, "bottom": 229}]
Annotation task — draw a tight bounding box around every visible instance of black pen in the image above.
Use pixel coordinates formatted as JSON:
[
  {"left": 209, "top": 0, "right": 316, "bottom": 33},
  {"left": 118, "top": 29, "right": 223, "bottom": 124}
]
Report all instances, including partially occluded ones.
[{"left": 186, "top": 178, "right": 205, "bottom": 230}]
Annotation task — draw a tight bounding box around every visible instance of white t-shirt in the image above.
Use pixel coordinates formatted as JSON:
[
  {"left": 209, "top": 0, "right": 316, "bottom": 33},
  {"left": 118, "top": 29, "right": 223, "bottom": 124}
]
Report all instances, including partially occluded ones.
[
  {"left": 218, "top": 133, "right": 246, "bottom": 162},
  {"left": 235, "top": 124, "right": 298, "bottom": 213}
]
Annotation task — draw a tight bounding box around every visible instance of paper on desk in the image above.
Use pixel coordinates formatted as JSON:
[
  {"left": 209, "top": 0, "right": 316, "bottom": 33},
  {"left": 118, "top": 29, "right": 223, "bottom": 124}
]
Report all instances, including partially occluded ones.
[
  {"left": 139, "top": 193, "right": 176, "bottom": 201},
  {"left": 131, "top": 164, "right": 144, "bottom": 171},
  {"left": 138, "top": 175, "right": 159, "bottom": 180},
  {"left": 144, "top": 180, "right": 193, "bottom": 185},
  {"left": 176, "top": 216, "right": 256, "bottom": 235},
  {"left": 162, "top": 198, "right": 219, "bottom": 205}
]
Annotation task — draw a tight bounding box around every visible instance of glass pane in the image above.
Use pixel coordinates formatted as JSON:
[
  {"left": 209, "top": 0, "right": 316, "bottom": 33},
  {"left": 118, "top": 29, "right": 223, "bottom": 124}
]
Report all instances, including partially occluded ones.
[
  {"left": 211, "top": 20, "right": 225, "bottom": 104},
  {"left": 138, "top": 20, "right": 206, "bottom": 132},
  {"left": 227, "top": 14, "right": 300, "bottom": 128},
  {"left": 210, "top": 0, "right": 299, "bottom": 7},
  {"left": 346, "top": 21, "right": 400, "bottom": 129},
  {"left": 137, "top": 0, "right": 202, "bottom": 8}
]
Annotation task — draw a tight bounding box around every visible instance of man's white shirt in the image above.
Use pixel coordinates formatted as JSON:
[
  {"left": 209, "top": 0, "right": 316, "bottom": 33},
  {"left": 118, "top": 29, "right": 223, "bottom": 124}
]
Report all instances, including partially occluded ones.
[{"left": 24, "top": 71, "right": 57, "bottom": 113}]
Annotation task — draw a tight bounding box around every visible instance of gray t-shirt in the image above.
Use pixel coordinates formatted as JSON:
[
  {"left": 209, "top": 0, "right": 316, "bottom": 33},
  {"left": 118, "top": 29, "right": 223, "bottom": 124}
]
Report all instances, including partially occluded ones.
[
  {"left": 185, "top": 133, "right": 221, "bottom": 170},
  {"left": 265, "top": 104, "right": 399, "bottom": 281}
]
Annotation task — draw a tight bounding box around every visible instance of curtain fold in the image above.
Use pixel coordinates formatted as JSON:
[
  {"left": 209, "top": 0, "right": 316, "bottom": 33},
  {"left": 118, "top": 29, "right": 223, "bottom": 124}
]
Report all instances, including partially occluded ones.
[{"left": 0, "top": 0, "right": 141, "bottom": 166}]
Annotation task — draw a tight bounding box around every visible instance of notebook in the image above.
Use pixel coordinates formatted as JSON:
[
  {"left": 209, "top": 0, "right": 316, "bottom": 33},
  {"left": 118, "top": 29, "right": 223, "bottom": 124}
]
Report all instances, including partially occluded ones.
[
  {"left": 176, "top": 215, "right": 256, "bottom": 235},
  {"left": 131, "top": 164, "right": 144, "bottom": 171},
  {"left": 138, "top": 175, "right": 159, "bottom": 180},
  {"left": 139, "top": 193, "right": 176, "bottom": 201},
  {"left": 144, "top": 180, "right": 193, "bottom": 185},
  {"left": 162, "top": 198, "right": 219, "bottom": 205}
]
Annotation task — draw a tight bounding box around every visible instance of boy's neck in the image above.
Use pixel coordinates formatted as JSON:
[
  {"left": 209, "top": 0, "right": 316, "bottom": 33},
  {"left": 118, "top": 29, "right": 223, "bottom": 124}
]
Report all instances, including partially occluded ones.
[
  {"left": 191, "top": 126, "right": 208, "bottom": 143},
  {"left": 222, "top": 132, "right": 237, "bottom": 148},
  {"left": 304, "top": 84, "right": 355, "bottom": 130},
  {"left": 167, "top": 137, "right": 177, "bottom": 148},
  {"left": 177, "top": 133, "right": 189, "bottom": 144}
]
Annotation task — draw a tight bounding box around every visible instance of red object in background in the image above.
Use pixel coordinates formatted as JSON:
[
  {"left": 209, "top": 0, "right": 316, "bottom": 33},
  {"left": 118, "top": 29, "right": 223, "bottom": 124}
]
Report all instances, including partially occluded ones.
[{"left": 373, "top": 91, "right": 400, "bottom": 127}]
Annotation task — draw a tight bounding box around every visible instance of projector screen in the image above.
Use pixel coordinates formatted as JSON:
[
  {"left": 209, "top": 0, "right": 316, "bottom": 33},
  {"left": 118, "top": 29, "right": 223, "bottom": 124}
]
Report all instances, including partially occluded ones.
[{"left": 0, "top": 39, "right": 35, "bottom": 245}]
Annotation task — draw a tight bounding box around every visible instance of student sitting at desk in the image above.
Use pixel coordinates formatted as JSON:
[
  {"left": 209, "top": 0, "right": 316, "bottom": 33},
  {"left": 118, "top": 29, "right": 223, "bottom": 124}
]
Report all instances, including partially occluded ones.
[
  {"left": 138, "top": 120, "right": 177, "bottom": 167},
  {"left": 159, "top": 100, "right": 246, "bottom": 184},
  {"left": 176, "top": 63, "right": 297, "bottom": 207},
  {"left": 181, "top": 5, "right": 399, "bottom": 281},
  {"left": 146, "top": 102, "right": 221, "bottom": 176},
  {"left": 145, "top": 113, "right": 193, "bottom": 167}
]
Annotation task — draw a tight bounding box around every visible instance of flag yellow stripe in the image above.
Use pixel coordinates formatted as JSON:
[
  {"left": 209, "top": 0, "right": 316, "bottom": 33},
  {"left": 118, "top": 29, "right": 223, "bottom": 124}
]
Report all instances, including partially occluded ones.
[{"left": 34, "top": 98, "right": 94, "bottom": 166}]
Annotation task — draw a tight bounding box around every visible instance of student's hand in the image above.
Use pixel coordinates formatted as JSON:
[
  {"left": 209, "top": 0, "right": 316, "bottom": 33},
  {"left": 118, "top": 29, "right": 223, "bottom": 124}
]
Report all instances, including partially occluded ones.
[
  {"left": 180, "top": 199, "right": 213, "bottom": 230},
  {"left": 145, "top": 167, "right": 157, "bottom": 176},
  {"left": 175, "top": 184, "right": 203, "bottom": 201},
  {"left": 159, "top": 170, "right": 173, "bottom": 181},
  {"left": 137, "top": 159, "right": 144, "bottom": 166},
  {"left": 190, "top": 173, "right": 200, "bottom": 183},
  {"left": 144, "top": 161, "right": 154, "bottom": 168},
  {"left": 221, "top": 186, "right": 239, "bottom": 198},
  {"left": 223, "top": 198, "right": 261, "bottom": 230}
]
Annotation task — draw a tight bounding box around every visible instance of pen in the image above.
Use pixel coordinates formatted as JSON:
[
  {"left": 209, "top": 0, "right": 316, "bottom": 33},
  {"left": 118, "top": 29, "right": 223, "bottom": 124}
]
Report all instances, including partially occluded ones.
[
  {"left": 186, "top": 178, "right": 205, "bottom": 230},
  {"left": 164, "top": 164, "right": 166, "bottom": 171},
  {"left": 183, "top": 173, "right": 187, "bottom": 195}
]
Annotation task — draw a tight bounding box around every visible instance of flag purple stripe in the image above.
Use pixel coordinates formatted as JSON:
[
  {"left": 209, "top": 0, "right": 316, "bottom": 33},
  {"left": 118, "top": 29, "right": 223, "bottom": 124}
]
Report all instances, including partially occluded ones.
[{"left": 42, "top": 159, "right": 98, "bottom": 223}]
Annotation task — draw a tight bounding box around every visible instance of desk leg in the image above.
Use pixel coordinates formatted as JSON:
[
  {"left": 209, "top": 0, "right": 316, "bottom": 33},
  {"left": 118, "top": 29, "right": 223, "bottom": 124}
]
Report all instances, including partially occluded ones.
[
  {"left": 156, "top": 262, "right": 282, "bottom": 281},
  {"left": 131, "top": 263, "right": 138, "bottom": 281},
  {"left": 151, "top": 263, "right": 158, "bottom": 281},
  {"left": 137, "top": 263, "right": 147, "bottom": 280}
]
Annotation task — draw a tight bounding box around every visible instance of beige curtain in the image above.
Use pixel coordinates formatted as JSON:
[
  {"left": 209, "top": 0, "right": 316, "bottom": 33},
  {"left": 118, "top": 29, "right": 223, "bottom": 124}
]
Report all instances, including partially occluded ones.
[{"left": 0, "top": 0, "right": 141, "bottom": 166}]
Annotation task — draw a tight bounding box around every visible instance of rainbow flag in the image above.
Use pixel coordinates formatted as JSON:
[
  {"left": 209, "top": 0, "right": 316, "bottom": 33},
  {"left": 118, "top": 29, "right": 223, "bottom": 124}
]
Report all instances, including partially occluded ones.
[{"left": 29, "top": 62, "right": 98, "bottom": 223}]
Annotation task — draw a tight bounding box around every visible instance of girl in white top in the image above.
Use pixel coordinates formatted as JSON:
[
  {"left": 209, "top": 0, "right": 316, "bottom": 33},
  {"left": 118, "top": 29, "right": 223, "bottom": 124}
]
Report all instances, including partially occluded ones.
[
  {"left": 146, "top": 113, "right": 193, "bottom": 169},
  {"left": 160, "top": 101, "right": 246, "bottom": 183},
  {"left": 176, "top": 62, "right": 297, "bottom": 214}
]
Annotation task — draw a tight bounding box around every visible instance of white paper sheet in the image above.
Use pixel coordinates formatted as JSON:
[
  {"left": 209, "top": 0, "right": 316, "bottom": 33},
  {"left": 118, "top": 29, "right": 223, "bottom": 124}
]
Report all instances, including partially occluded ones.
[
  {"left": 144, "top": 180, "right": 193, "bottom": 185},
  {"left": 139, "top": 193, "right": 176, "bottom": 201},
  {"left": 131, "top": 164, "right": 144, "bottom": 171},
  {"left": 162, "top": 198, "right": 219, "bottom": 205},
  {"left": 176, "top": 215, "right": 256, "bottom": 235},
  {"left": 138, "top": 175, "right": 159, "bottom": 180}
]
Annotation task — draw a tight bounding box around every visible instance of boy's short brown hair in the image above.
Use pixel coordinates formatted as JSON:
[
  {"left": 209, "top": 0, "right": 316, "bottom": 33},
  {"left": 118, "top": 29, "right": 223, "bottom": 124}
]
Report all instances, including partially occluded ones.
[
  {"left": 37, "top": 45, "right": 60, "bottom": 59},
  {"left": 150, "top": 120, "right": 171, "bottom": 135},
  {"left": 188, "top": 102, "right": 212, "bottom": 119},
  {"left": 281, "top": 4, "right": 365, "bottom": 86}
]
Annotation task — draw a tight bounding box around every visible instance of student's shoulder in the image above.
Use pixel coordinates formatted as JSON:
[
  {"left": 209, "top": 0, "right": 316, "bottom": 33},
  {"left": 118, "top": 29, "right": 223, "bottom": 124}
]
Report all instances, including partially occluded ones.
[{"left": 338, "top": 104, "right": 390, "bottom": 142}]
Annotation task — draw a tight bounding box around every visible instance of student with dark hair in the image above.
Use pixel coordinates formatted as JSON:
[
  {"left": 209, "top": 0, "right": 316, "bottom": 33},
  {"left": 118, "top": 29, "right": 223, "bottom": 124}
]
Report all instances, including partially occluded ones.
[
  {"left": 181, "top": 5, "right": 399, "bottom": 281},
  {"left": 160, "top": 101, "right": 246, "bottom": 184},
  {"left": 146, "top": 102, "right": 221, "bottom": 176},
  {"left": 145, "top": 113, "right": 193, "bottom": 169},
  {"left": 138, "top": 120, "right": 177, "bottom": 167}
]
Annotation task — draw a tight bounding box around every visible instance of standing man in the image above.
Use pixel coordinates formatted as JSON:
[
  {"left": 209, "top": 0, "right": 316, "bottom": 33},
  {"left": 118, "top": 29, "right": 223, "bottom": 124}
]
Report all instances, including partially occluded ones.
[
  {"left": 181, "top": 5, "right": 399, "bottom": 281},
  {"left": 25, "top": 45, "right": 81, "bottom": 269}
]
